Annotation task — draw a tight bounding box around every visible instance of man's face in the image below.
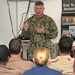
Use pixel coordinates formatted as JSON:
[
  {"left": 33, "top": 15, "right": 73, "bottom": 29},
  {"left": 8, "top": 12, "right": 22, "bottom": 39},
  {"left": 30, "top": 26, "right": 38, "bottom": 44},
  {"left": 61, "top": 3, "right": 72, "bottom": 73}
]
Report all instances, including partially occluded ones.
[{"left": 34, "top": 5, "right": 44, "bottom": 17}]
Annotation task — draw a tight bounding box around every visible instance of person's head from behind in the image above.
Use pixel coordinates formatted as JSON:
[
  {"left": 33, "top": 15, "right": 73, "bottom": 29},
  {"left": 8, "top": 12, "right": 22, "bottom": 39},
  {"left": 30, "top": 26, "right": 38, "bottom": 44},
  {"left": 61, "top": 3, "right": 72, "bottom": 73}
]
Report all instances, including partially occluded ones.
[
  {"left": 9, "top": 38, "right": 22, "bottom": 55},
  {"left": 33, "top": 47, "right": 50, "bottom": 66},
  {"left": 0, "top": 45, "right": 10, "bottom": 64},
  {"left": 58, "top": 35, "right": 73, "bottom": 55},
  {"left": 34, "top": 1, "right": 44, "bottom": 18}
]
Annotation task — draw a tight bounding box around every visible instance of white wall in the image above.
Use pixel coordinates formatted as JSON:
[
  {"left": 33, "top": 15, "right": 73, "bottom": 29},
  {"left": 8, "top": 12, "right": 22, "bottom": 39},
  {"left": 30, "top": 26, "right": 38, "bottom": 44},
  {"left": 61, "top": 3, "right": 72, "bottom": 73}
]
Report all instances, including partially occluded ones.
[{"left": 0, "top": 0, "right": 62, "bottom": 46}]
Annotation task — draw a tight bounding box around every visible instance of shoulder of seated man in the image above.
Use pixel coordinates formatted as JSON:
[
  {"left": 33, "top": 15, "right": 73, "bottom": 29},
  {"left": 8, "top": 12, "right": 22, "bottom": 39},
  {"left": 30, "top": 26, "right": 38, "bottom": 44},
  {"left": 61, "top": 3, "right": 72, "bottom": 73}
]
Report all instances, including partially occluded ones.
[
  {"left": 51, "top": 57, "right": 72, "bottom": 63},
  {"left": 5, "top": 66, "right": 21, "bottom": 72},
  {"left": 51, "top": 58, "right": 59, "bottom": 63}
]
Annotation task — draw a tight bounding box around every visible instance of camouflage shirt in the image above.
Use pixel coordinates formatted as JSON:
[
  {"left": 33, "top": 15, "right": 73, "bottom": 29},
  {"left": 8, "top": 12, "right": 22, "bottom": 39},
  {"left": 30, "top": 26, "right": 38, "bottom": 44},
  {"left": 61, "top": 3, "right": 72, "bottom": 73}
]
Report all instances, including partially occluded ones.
[{"left": 20, "top": 14, "right": 58, "bottom": 60}]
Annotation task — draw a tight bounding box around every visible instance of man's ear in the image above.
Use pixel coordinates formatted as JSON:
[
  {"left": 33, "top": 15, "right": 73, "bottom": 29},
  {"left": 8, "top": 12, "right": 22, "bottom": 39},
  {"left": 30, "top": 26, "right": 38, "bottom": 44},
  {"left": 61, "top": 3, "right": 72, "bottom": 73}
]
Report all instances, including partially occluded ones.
[
  {"left": 20, "top": 48, "right": 22, "bottom": 53},
  {"left": 72, "top": 46, "right": 74, "bottom": 51},
  {"left": 57, "top": 45, "right": 60, "bottom": 51},
  {"left": 57, "top": 45, "right": 61, "bottom": 54},
  {"left": 19, "top": 48, "right": 22, "bottom": 55}
]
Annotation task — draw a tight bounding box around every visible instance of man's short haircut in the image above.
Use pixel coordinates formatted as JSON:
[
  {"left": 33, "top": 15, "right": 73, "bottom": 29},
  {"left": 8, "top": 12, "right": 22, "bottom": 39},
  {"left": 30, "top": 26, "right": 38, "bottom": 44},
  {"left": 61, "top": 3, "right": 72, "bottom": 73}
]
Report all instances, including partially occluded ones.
[
  {"left": 35, "top": 1, "right": 44, "bottom": 6},
  {"left": 58, "top": 35, "right": 73, "bottom": 53},
  {"left": 0, "top": 45, "right": 10, "bottom": 63},
  {"left": 9, "top": 38, "right": 22, "bottom": 54}
]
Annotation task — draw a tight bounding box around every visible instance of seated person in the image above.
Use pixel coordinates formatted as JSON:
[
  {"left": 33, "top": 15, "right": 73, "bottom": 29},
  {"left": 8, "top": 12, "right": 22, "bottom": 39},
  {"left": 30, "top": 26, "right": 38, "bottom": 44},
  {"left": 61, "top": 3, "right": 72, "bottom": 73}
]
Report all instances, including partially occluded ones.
[
  {"left": 73, "top": 57, "right": 75, "bottom": 75},
  {"left": 22, "top": 47, "right": 62, "bottom": 75},
  {"left": 72, "top": 48, "right": 75, "bottom": 75},
  {"left": 7, "top": 38, "right": 35, "bottom": 74},
  {"left": 48, "top": 35, "right": 73, "bottom": 74},
  {"left": 0, "top": 45, "right": 21, "bottom": 75}
]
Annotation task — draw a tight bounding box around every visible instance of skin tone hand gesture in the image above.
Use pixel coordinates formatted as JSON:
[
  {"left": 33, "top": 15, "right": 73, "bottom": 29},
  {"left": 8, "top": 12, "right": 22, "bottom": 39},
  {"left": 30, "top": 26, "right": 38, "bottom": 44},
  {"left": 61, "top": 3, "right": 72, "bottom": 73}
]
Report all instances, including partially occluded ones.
[
  {"left": 36, "top": 25, "right": 45, "bottom": 34},
  {"left": 24, "top": 22, "right": 29, "bottom": 31}
]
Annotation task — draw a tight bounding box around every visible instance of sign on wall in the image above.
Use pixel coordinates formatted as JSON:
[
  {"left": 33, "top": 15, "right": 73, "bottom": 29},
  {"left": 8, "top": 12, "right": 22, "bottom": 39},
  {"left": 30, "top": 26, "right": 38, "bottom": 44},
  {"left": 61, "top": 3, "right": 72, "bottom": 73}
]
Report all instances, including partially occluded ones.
[{"left": 62, "top": 0, "right": 75, "bottom": 13}]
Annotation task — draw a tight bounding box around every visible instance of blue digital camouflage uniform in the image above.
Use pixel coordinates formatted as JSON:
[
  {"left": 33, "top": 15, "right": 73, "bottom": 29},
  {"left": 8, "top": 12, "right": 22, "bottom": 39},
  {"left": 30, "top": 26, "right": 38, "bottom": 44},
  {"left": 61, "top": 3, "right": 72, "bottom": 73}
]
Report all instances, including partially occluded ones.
[{"left": 20, "top": 14, "right": 58, "bottom": 60}]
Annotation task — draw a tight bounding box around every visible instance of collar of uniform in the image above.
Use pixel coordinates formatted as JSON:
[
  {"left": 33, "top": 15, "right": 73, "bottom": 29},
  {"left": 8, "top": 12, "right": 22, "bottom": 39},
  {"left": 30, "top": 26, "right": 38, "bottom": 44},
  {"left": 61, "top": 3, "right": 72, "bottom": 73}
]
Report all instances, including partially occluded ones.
[
  {"left": 56, "top": 55, "right": 72, "bottom": 59},
  {"left": 34, "top": 65, "right": 47, "bottom": 71},
  {"left": 0, "top": 65, "right": 10, "bottom": 69},
  {"left": 8, "top": 57, "right": 22, "bottom": 62},
  {"left": 51, "top": 55, "right": 72, "bottom": 62}
]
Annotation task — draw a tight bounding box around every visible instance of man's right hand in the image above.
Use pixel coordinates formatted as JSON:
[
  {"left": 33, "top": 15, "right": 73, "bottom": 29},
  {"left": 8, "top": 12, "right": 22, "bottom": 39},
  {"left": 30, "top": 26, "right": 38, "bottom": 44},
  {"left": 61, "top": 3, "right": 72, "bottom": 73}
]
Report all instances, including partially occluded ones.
[{"left": 24, "top": 22, "right": 29, "bottom": 31}]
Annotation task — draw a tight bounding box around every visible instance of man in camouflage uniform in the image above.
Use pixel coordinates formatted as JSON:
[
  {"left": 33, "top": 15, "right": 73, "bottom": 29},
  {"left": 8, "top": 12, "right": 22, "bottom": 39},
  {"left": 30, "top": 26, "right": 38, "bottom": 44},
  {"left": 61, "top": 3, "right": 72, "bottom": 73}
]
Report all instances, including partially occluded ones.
[{"left": 19, "top": 1, "right": 58, "bottom": 60}]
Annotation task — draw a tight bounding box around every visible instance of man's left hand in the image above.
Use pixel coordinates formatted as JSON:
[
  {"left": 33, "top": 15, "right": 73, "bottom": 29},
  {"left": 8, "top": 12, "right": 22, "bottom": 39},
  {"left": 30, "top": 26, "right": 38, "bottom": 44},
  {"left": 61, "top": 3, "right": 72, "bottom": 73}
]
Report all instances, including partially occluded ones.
[{"left": 36, "top": 25, "right": 45, "bottom": 34}]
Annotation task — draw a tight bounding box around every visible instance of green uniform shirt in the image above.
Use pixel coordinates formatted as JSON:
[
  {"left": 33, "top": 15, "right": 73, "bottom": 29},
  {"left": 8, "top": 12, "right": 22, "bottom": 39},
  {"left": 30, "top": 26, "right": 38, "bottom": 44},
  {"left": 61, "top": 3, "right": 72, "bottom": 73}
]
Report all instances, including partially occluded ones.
[{"left": 20, "top": 14, "right": 58, "bottom": 60}]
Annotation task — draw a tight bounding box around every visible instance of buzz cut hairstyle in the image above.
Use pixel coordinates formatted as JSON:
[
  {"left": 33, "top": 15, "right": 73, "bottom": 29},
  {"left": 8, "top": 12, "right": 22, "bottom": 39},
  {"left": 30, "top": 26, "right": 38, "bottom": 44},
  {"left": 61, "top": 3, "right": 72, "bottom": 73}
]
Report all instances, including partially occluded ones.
[{"left": 35, "top": 1, "right": 44, "bottom": 6}]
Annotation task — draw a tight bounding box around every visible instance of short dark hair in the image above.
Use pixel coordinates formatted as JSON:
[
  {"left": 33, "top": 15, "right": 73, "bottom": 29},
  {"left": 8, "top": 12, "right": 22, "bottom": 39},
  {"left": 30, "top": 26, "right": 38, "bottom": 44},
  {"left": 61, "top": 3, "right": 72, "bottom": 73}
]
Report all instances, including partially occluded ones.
[
  {"left": 9, "top": 38, "right": 22, "bottom": 54},
  {"left": 58, "top": 36, "right": 73, "bottom": 53},
  {"left": 0, "top": 45, "right": 10, "bottom": 63},
  {"left": 35, "top": 1, "right": 44, "bottom": 6}
]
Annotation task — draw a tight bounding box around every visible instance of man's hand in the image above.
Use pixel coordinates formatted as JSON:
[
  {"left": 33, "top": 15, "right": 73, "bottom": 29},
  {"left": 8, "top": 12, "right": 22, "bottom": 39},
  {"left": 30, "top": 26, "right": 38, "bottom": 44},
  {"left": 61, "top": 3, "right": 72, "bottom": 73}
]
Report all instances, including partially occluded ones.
[
  {"left": 24, "top": 22, "right": 29, "bottom": 31},
  {"left": 36, "top": 25, "right": 45, "bottom": 34}
]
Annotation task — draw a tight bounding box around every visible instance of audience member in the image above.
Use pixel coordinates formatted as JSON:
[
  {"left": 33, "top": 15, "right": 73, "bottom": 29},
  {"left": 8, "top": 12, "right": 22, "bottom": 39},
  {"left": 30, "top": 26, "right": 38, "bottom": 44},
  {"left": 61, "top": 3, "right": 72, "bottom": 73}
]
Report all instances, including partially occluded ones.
[
  {"left": 0, "top": 45, "right": 21, "bottom": 75},
  {"left": 73, "top": 58, "right": 75, "bottom": 75},
  {"left": 48, "top": 35, "right": 73, "bottom": 74},
  {"left": 7, "top": 38, "right": 35, "bottom": 74},
  {"left": 70, "top": 46, "right": 75, "bottom": 75},
  {"left": 22, "top": 47, "right": 62, "bottom": 75}
]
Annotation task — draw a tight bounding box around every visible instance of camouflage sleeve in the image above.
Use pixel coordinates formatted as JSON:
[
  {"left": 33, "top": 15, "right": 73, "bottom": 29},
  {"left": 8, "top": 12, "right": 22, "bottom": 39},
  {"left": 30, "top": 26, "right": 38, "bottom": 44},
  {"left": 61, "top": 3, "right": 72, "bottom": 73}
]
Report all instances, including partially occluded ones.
[
  {"left": 19, "top": 24, "right": 30, "bottom": 40},
  {"left": 45, "top": 18, "right": 58, "bottom": 39}
]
